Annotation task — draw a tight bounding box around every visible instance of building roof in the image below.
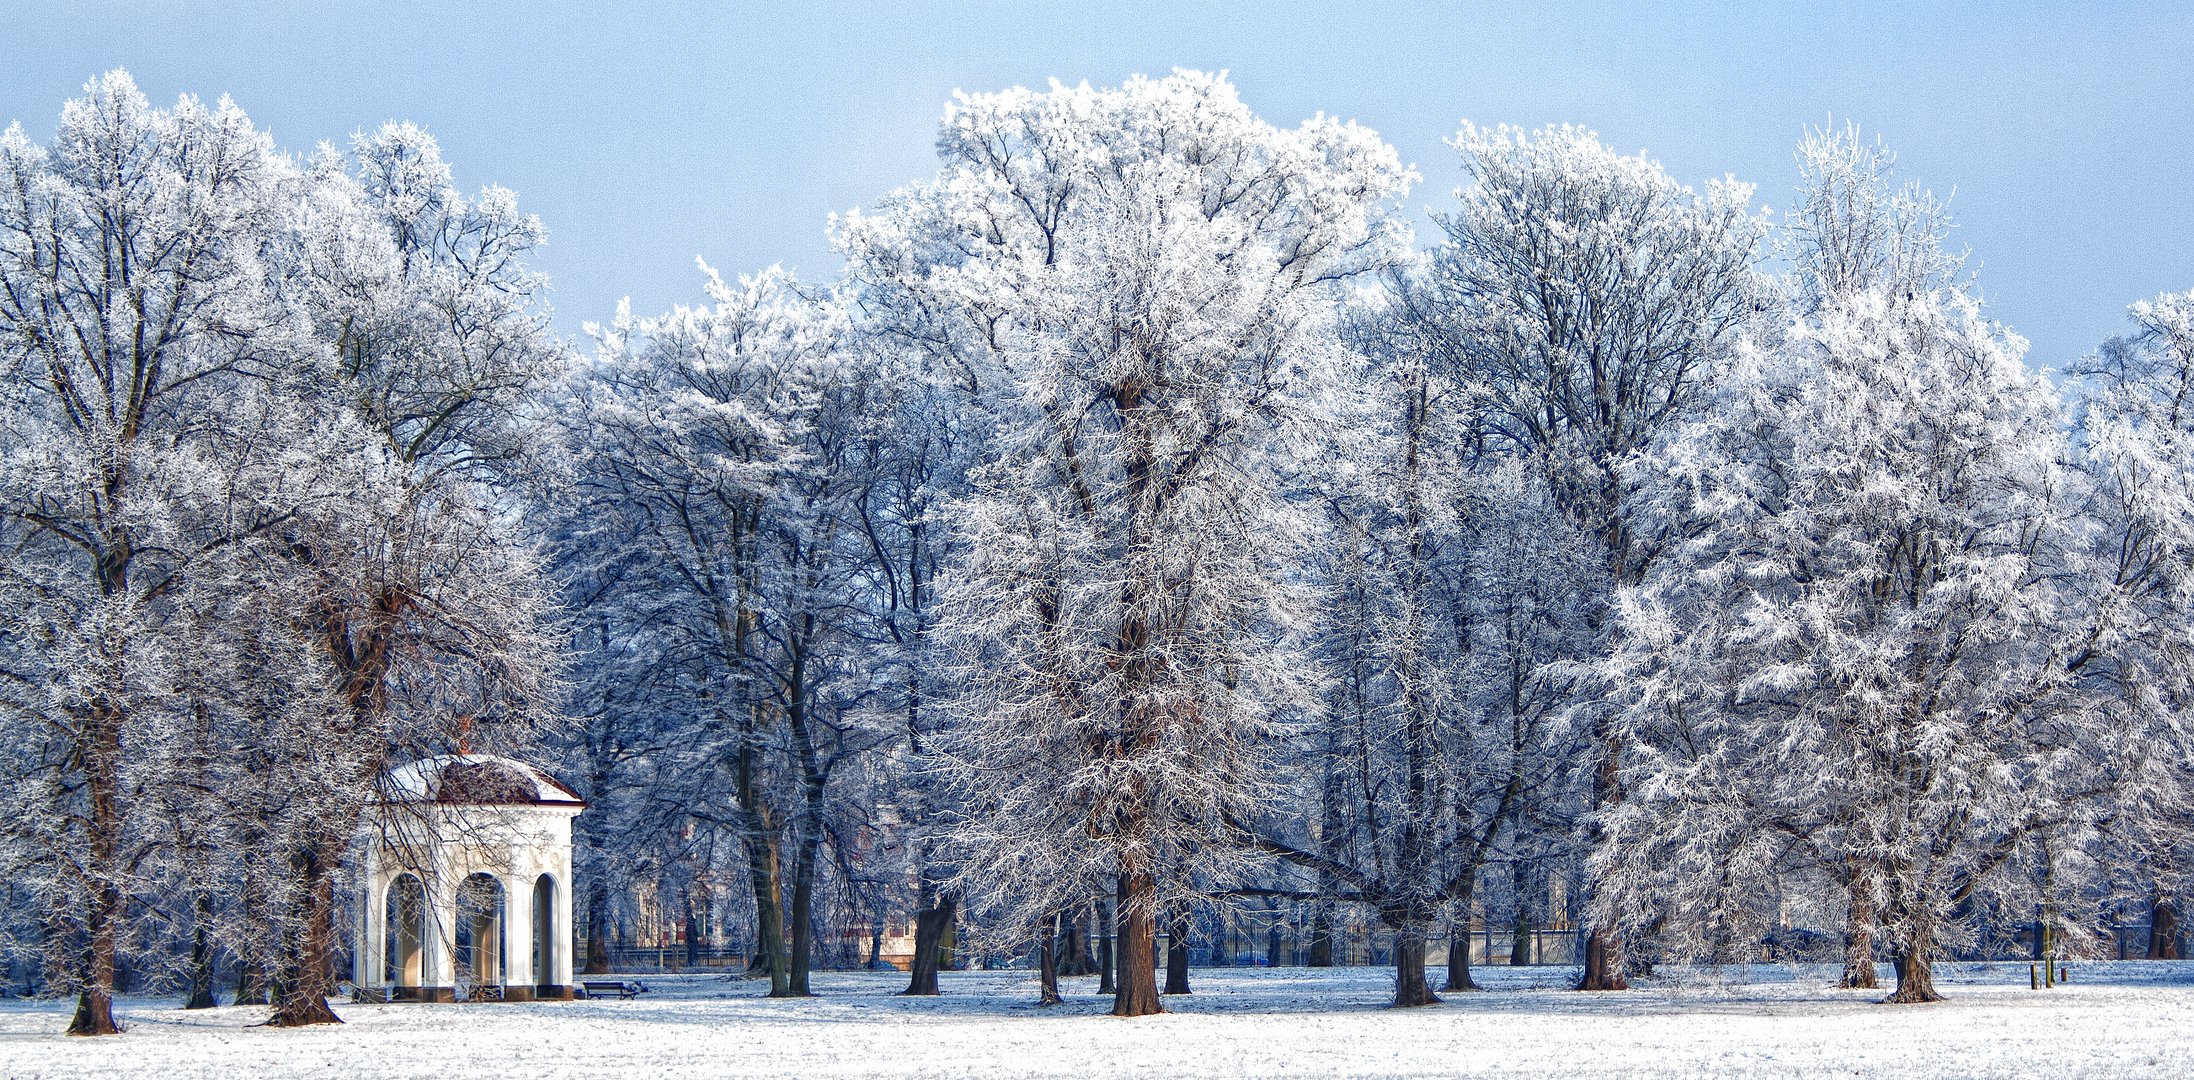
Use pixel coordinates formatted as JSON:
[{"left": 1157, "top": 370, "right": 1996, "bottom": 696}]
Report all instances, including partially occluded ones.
[{"left": 381, "top": 754, "right": 587, "bottom": 808}]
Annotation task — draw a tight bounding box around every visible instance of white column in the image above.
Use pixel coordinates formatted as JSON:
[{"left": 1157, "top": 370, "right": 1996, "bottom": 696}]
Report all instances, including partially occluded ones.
[
  {"left": 505, "top": 870, "right": 535, "bottom": 991},
  {"left": 423, "top": 858, "right": 457, "bottom": 998},
  {"left": 555, "top": 849, "right": 576, "bottom": 988},
  {"left": 353, "top": 870, "right": 376, "bottom": 991}
]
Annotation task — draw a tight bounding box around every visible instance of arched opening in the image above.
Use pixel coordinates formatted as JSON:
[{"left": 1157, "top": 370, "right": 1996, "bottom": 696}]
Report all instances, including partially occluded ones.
[
  {"left": 456, "top": 873, "right": 506, "bottom": 1000},
  {"left": 534, "top": 873, "right": 557, "bottom": 994},
  {"left": 384, "top": 873, "right": 427, "bottom": 998}
]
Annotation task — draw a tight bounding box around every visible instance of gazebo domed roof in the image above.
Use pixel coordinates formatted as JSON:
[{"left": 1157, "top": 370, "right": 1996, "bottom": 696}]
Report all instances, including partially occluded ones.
[{"left": 381, "top": 753, "right": 586, "bottom": 807}]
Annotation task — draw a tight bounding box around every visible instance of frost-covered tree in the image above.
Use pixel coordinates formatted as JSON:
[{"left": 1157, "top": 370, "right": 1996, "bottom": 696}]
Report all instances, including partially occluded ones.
[
  {"left": 839, "top": 71, "right": 1412, "bottom": 1015},
  {"left": 2071, "top": 287, "right": 2194, "bottom": 959},
  {"left": 0, "top": 72, "right": 335, "bottom": 1035},
  {"left": 570, "top": 265, "right": 905, "bottom": 997},
  {"left": 1601, "top": 130, "right": 2121, "bottom": 1003},
  {"left": 1419, "top": 124, "right": 1769, "bottom": 990}
]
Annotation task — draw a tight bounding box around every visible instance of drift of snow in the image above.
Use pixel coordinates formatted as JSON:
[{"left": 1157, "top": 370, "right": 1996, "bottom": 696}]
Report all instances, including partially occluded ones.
[{"left": 0, "top": 964, "right": 2189, "bottom": 1078}]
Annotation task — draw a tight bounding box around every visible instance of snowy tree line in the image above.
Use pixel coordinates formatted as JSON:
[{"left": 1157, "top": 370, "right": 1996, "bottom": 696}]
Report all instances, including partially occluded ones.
[{"left": 3, "top": 69, "right": 2191, "bottom": 1032}]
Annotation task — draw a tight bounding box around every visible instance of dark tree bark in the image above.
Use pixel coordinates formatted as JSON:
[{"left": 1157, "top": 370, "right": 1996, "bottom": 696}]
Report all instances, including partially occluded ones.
[
  {"left": 1393, "top": 924, "right": 1441, "bottom": 1007},
  {"left": 1037, "top": 914, "right": 1062, "bottom": 1006},
  {"left": 1307, "top": 908, "right": 1335, "bottom": 967},
  {"left": 183, "top": 891, "right": 218, "bottom": 1010},
  {"left": 584, "top": 881, "right": 612, "bottom": 974},
  {"left": 1887, "top": 947, "right": 1941, "bottom": 1003},
  {"left": 1576, "top": 730, "right": 1628, "bottom": 991},
  {"left": 66, "top": 704, "right": 125, "bottom": 1037},
  {"left": 1577, "top": 926, "right": 1628, "bottom": 992},
  {"left": 1266, "top": 923, "right": 1283, "bottom": 967},
  {"left": 1163, "top": 907, "right": 1192, "bottom": 995},
  {"left": 1445, "top": 916, "right": 1477, "bottom": 991},
  {"left": 2150, "top": 895, "right": 2181, "bottom": 960},
  {"left": 685, "top": 894, "right": 702, "bottom": 969},
  {"left": 268, "top": 834, "right": 344, "bottom": 1027},
  {"left": 1840, "top": 877, "right": 1879, "bottom": 989},
  {"left": 1111, "top": 873, "right": 1162, "bottom": 1017},
  {"left": 1060, "top": 906, "right": 1096, "bottom": 976},
  {"left": 902, "top": 894, "right": 956, "bottom": 996}
]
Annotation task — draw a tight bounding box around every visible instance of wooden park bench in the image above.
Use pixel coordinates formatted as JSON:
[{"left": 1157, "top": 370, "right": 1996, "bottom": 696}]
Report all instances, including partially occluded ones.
[{"left": 581, "top": 980, "right": 639, "bottom": 1000}]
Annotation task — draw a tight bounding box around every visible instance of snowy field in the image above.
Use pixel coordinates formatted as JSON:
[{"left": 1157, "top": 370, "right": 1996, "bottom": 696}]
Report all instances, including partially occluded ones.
[{"left": 3, "top": 963, "right": 2192, "bottom": 1079}]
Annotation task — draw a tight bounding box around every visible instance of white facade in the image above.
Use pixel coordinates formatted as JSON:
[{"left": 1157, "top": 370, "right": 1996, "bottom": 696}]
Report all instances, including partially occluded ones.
[{"left": 353, "top": 754, "right": 586, "bottom": 1002}]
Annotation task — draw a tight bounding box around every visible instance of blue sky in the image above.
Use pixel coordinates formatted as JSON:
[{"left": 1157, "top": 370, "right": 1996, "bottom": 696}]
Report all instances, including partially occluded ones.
[{"left": 5, "top": 1, "right": 2188, "bottom": 370}]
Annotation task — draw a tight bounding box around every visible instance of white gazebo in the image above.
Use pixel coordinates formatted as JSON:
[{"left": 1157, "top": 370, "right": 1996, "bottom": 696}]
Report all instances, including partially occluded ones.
[{"left": 353, "top": 753, "right": 586, "bottom": 1002}]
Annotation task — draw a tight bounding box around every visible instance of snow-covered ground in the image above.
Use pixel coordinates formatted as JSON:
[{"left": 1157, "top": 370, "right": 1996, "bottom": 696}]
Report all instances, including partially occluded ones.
[{"left": 3, "top": 962, "right": 2191, "bottom": 1078}]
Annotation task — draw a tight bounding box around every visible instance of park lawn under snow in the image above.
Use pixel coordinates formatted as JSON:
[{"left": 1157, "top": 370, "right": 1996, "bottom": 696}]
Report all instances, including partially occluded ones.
[{"left": 2, "top": 963, "right": 2191, "bottom": 1079}]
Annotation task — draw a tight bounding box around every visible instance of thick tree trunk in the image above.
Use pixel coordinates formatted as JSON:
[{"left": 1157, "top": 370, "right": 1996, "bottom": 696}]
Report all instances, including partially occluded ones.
[
  {"left": 786, "top": 843, "right": 817, "bottom": 996},
  {"left": 1163, "top": 907, "right": 1192, "bottom": 995},
  {"left": 1577, "top": 927, "right": 1628, "bottom": 991},
  {"left": 1392, "top": 924, "right": 1441, "bottom": 1007},
  {"left": 184, "top": 891, "right": 218, "bottom": 1010},
  {"left": 584, "top": 881, "right": 612, "bottom": 974},
  {"left": 234, "top": 954, "right": 270, "bottom": 1006},
  {"left": 747, "top": 838, "right": 791, "bottom": 996},
  {"left": 67, "top": 705, "right": 125, "bottom": 1037},
  {"left": 902, "top": 894, "right": 956, "bottom": 996},
  {"left": 1887, "top": 948, "right": 1941, "bottom": 1003},
  {"left": 1111, "top": 874, "right": 1162, "bottom": 1017},
  {"left": 2150, "top": 895, "right": 2181, "bottom": 960},
  {"left": 1267, "top": 923, "right": 1283, "bottom": 967},
  {"left": 1445, "top": 916, "right": 1477, "bottom": 991},
  {"left": 1576, "top": 721, "right": 1628, "bottom": 992},
  {"left": 1840, "top": 880, "right": 1878, "bottom": 989},
  {"left": 269, "top": 837, "right": 343, "bottom": 1027},
  {"left": 1308, "top": 908, "right": 1335, "bottom": 967},
  {"left": 1096, "top": 898, "right": 1116, "bottom": 995},
  {"left": 1037, "top": 914, "right": 1062, "bottom": 1006},
  {"left": 1060, "top": 907, "right": 1096, "bottom": 976}
]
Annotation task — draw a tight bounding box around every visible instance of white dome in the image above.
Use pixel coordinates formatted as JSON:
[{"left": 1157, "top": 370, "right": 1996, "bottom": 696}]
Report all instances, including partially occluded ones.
[{"left": 380, "top": 753, "right": 586, "bottom": 807}]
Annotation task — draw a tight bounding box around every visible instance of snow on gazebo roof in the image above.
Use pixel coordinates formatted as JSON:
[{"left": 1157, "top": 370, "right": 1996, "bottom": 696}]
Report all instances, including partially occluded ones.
[{"left": 380, "top": 753, "right": 587, "bottom": 807}]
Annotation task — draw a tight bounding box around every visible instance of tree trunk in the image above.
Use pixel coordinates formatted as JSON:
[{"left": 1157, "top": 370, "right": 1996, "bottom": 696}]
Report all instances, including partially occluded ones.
[
  {"left": 584, "top": 880, "right": 612, "bottom": 974},
  {"left": 1887, "top": 947, "right": 1941, "bottom": 1003},
  {"left": 1446, "top": 915, "right": 1477, "bottom": 991},
  {"left": 1576, "top": 722, "right": 1628, "bottom": 992},
  {"left": 184, "top": 891, "right": 218, "bottom": 1010},
  {"left": 1111, "top": 873, "right": 1162, "bottom": 1017},
  {"left": 1037, "top": 914, "right": 1062, "bottom": 1006},
  {"left": 748, "top": 838, "right": 791, "bottom": 996},
  {"left": 1393, "top": 924, "right": 1441, "bottom": 1007},
  {"left": 1308, "top": 908, "right": 1335, "bottom": 967},
  {"left": 1840, "top": 880, "right": 1878, "bottom": 989},
  {"left": 786, "top": 843, "right": 817, "bottom": 996},
  {"left": 1267, "top": 923, "right": 1282, "bottom": 967},
  {"left": 902, "top": 894, "right": 956, "bottom": 996},
  {"left": 269, "top": 836, "right": 344, "bottom": 1027},
  {"left": 1163, "top": 907, "right": 1192, "bottom": 995},
  {"left": 1096, "top": 897, "right": 1116, "bottom": 995},
  {"left": 1060, "top": 907, "right": 1095, "bottom": 976},
  {"left": 1577, "top": 927, "right": 1628, "bottom": 991},
  {"left": 67, "top": 705, "right": 125, "bottom": 1037},
  {"left": 234, "top": 953, "right": 270, "bottom": 1006},
  {"left": 2150, "top": 895, "right": 2181, "bottom": 960},
  {"left": 1510, "top": 860, "right": 1534, "bottom": 966}
]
